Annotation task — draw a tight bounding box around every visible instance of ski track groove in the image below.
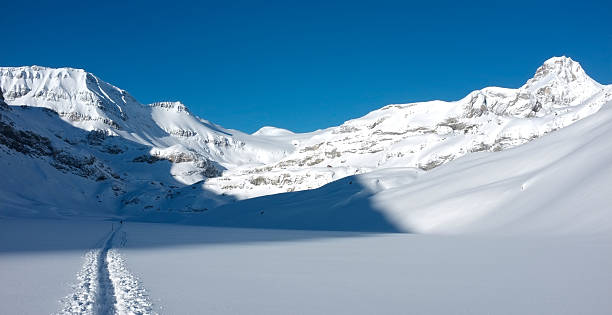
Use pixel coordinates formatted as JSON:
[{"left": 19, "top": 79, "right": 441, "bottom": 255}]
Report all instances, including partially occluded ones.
[
  {"left": 57, "top": 224, "right": 156, "bottom": 315},
  {"left": 95, "top": 227, "right": 118, "bottom": 315}
]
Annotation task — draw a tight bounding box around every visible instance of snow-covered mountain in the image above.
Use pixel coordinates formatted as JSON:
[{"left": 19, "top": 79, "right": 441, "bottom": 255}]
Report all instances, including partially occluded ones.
[
  {"left": 194, "top": 98, "right": 612, "bottom": 234},
  {"left": 0, "top": 56, "right": 611, "bottom": 219},
  {"left": 203, "top": 56, "right": 611, "bottom": 198},
  {"left": 0, "top": 66, "right": 293, "bottom": 184}
]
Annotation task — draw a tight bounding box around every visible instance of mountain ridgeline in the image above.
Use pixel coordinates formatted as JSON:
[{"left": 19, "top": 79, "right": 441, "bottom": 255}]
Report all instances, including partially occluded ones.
[{"left": 0, "top": 56, "right": 611, "bottom": 223}]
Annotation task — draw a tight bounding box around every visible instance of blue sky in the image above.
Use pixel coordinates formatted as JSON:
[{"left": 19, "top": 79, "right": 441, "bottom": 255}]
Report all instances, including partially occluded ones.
[{"left": 1, "top": 0, "right": 611, "bottom": 133}]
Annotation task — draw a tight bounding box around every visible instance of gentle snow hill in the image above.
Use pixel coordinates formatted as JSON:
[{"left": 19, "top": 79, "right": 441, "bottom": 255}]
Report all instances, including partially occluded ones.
[
  {"left": 252, "top": 126, "right": 295, "bottom": 136},
  {"left": 189, "top": 99, "right": 612, "bottom": 235},
  {"left": 372, "top": 100, "right": 612, "bottom": 235}
]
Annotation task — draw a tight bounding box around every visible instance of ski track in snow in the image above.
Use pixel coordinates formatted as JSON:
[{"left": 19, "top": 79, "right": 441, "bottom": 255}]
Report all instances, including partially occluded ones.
[
  {"left": 94, "top": 227, "right": 118, "bottom": 315},
  {"left": 57, "top": 250, "right": 98, "bottom": 314},
  {"left": 57, "top": 225, "right": 155, "bottom": 315},
  {"left": 107, "top": 249, "right": 154, "bottom": 314}
]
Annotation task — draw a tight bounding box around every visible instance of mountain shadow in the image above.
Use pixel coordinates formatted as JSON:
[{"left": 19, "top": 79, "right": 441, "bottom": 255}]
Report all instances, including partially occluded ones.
[{"left": 178, "top": 176, "right": 404, "bottom": 233}]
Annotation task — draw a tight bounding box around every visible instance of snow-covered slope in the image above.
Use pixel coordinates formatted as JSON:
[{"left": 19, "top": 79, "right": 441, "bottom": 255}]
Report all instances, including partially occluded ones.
[{"left": 190, "top": 98, "right": 612, "bottom": 235}]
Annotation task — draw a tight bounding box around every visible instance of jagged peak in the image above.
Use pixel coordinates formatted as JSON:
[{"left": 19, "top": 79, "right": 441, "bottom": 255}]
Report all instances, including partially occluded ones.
[{"left": 523, "top": 56, "right": 596, "bottom": 89}]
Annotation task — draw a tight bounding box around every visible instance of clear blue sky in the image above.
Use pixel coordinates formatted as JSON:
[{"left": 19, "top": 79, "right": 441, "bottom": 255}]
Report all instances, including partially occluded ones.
[{"left": 1, "top": 0, "right": 611, "bottom": 133}]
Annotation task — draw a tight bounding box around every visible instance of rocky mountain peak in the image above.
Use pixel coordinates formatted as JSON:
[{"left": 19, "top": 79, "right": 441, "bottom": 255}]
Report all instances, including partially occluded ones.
[
  {"left": 524, "top": 56, "right": 594, "bottom": 89},
  {"left": 462, "top": 56, "right": 604, "bottom": 118}
]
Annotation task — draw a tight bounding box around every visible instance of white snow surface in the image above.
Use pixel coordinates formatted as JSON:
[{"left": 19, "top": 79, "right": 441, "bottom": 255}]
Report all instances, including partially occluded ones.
[{"left": 1, "top": 219, "right": 611, "bottom": 314}]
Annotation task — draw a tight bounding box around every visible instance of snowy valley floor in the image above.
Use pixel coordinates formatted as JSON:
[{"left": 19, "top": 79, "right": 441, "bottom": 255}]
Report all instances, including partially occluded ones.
[{"left": 1, "top": 218, "right": 611, "bottom": 314}]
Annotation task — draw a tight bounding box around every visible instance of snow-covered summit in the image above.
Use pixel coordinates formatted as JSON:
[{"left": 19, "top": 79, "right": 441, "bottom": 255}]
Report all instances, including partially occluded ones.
[
  {"left": 0, "top": 66, "right": 136, "bottom": 129},
  {"left": 461, "top": 56, "right": 603, "bottom": 118},
  {"left": 531, "top": 56, "right": 590, "bottom": 85}
]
